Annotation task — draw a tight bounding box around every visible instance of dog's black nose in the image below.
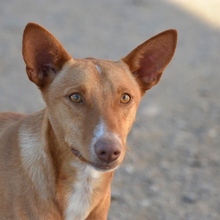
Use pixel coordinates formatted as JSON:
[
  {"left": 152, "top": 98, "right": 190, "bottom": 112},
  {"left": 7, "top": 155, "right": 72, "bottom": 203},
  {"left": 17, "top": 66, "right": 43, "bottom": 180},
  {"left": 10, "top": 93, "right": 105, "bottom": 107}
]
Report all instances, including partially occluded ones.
[{"left": 95, "top": 139, "right": 121, "bottom": 163}]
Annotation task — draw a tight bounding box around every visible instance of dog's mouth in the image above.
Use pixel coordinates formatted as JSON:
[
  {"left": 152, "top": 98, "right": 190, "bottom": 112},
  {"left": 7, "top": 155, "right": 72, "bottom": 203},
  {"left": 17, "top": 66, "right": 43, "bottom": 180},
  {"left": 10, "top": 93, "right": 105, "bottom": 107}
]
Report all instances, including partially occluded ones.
[{"left": 71, "top": 148, "right": 118, "bottom": 171}]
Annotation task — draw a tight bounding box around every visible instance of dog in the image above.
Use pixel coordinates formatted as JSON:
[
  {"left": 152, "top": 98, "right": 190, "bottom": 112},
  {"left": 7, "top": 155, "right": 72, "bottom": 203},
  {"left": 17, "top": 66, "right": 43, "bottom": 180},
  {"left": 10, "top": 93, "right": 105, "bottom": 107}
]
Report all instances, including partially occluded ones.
[{"left": 0, "top": 23, "right": 177, "bottom": 220}]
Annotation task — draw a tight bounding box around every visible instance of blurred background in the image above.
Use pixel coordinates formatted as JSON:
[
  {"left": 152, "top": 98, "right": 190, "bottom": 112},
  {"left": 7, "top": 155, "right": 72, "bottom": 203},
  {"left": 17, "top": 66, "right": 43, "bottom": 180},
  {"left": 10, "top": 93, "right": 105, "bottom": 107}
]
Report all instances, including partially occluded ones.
[{"left": 0, "top": 0, "right": 220, "bottom": 219}]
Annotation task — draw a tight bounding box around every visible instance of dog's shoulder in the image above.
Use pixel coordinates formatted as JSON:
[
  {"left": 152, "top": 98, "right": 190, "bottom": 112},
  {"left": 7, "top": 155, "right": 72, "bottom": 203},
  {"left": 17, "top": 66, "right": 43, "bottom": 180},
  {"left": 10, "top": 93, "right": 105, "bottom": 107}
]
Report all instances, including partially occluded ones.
[{"left": 0, "top": 112, "right": 25, "bottom": 134}]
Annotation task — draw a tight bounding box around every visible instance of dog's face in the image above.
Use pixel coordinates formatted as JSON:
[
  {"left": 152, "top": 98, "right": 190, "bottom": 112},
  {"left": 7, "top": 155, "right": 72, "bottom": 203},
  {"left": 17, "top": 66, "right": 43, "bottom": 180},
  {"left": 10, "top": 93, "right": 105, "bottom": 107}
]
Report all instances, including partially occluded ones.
[
  {"left": 22, "top": 23, "right": 177, "bottom": 171},
  {"left": 43, "top": 59, "right": 142, "bottom": 171}
]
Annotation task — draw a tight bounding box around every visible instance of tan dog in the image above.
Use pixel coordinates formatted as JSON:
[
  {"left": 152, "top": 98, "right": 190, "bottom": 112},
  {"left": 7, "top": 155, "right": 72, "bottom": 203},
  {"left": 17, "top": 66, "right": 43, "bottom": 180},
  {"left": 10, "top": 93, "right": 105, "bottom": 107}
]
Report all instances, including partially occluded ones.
[{"left": 0, "top": 23, "right": 177, "bottom": 220}]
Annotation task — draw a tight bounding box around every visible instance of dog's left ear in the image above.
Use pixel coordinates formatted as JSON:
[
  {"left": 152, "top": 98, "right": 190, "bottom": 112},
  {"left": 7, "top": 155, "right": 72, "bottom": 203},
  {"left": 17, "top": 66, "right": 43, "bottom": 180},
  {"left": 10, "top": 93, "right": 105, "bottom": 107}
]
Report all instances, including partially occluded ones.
[
  {"left": 122, "top": 29, "right": 177, "bottom": 93},
  {"left": 22, "top": 23, "right": 71, "bottom": 87}
]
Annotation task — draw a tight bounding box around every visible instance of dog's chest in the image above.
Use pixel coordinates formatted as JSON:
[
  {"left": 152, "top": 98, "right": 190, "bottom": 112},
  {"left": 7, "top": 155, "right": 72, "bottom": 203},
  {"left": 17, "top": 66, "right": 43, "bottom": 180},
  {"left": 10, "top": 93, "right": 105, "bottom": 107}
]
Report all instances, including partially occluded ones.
[{"left": 65, "top": 165, "right": 100, "bottom": 220}]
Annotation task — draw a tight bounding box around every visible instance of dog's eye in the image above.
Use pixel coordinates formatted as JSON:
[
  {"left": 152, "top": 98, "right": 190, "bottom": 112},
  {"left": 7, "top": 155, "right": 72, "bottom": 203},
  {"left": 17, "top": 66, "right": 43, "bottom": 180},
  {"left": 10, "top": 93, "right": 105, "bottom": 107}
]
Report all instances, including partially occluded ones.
[
  {"left": 69, "top": 93, "right": 82, "bottom": 103},
  {"left": 120, "top": 93, "right": 131, "bottom": 104}
]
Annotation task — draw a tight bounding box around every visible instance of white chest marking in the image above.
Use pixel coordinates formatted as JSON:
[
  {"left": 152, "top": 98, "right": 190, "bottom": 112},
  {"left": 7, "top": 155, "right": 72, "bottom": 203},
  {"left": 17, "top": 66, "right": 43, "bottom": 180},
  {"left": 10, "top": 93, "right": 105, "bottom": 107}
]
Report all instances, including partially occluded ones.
[
  {"left": 65, "top": 165, "right": 101, "bottom": 220},
  {"left": 19, "top": 126, "right": 53, "bottom": 200}
]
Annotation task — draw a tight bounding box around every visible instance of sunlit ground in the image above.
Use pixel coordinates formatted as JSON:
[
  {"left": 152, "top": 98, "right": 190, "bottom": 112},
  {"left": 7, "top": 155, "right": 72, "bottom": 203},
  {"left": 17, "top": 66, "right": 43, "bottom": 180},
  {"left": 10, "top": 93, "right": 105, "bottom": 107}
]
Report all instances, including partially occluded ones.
[{"left": 168, "top": 0, "right": 220, "bottom": 29}]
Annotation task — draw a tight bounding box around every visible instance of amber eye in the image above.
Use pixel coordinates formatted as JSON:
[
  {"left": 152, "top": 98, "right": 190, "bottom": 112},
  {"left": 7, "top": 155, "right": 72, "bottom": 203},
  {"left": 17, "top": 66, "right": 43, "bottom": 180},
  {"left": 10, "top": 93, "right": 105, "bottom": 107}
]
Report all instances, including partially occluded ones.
[
  {"left": 69, "top": 93, "right": 82, "bottom": 103},
  {"left": 120, "top": 93, "right": 131, "bottom": 104}
]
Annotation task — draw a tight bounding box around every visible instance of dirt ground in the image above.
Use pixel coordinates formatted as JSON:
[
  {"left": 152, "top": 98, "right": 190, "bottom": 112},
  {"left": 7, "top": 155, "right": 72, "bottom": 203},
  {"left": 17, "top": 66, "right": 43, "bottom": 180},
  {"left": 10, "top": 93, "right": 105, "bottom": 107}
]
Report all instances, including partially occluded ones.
[{"left": 0, "top": 0, "right": 220, "bottom": 219}]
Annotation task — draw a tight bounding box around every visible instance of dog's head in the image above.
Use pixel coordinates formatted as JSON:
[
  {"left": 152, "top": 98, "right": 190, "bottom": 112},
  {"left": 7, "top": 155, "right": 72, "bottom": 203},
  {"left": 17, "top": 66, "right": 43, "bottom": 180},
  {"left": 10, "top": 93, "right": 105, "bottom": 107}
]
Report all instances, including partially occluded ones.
[{"left": 22, "top": 23, "right": 177, "bottom": 172}]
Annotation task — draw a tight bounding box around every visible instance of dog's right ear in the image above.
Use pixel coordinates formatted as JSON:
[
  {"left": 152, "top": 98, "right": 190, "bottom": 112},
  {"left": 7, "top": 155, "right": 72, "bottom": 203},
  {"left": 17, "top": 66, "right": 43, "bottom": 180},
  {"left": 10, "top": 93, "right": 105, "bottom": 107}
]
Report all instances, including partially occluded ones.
[{"left": 22, "top": 23, "right": 71, "bottom": 87}]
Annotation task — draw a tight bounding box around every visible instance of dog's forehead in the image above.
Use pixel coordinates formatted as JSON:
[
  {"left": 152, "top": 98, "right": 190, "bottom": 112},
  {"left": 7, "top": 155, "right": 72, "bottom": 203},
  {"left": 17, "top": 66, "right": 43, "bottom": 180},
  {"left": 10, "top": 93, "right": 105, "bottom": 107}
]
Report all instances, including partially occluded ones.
[
  {"left": 49, "top": 58, "right": 141, "bottom": 101},
  {"left": 59, "top": 58, "right": 138, "bottom": 89},
  {"left": 88, "top": 58, "right": 137, "bottom": 86},
  {"left": 93, "top": 60, "right": 141, "bottom": 96},
  {"left": 95, "top": 64, "right": 101, "bottom": 74}
]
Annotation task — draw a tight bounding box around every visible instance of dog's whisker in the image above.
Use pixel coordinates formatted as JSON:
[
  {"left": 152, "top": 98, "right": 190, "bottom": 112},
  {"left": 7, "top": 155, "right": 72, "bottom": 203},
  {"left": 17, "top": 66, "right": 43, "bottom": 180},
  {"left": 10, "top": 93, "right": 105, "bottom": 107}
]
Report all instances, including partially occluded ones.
[{"left": 134, "top": 121, "right": 149, "bottom": 133}]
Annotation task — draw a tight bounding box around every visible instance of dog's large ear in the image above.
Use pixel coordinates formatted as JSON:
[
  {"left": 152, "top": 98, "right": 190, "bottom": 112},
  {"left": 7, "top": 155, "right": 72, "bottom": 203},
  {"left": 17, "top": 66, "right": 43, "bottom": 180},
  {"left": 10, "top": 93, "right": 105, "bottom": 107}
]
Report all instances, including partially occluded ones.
[
  {"left": 122, "top": 30, "right": 177, "bottom": 93},
  {"left": 22, "top": 23, "right": 71, "bottom": 87}
]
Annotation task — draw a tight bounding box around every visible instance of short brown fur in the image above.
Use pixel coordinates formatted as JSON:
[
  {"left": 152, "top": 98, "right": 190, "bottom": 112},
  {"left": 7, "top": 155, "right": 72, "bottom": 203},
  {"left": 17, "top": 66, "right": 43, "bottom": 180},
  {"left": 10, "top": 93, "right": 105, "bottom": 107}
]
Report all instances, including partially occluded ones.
[{"left": 0, "top": 23, "right": 177, "bottom": 219}]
